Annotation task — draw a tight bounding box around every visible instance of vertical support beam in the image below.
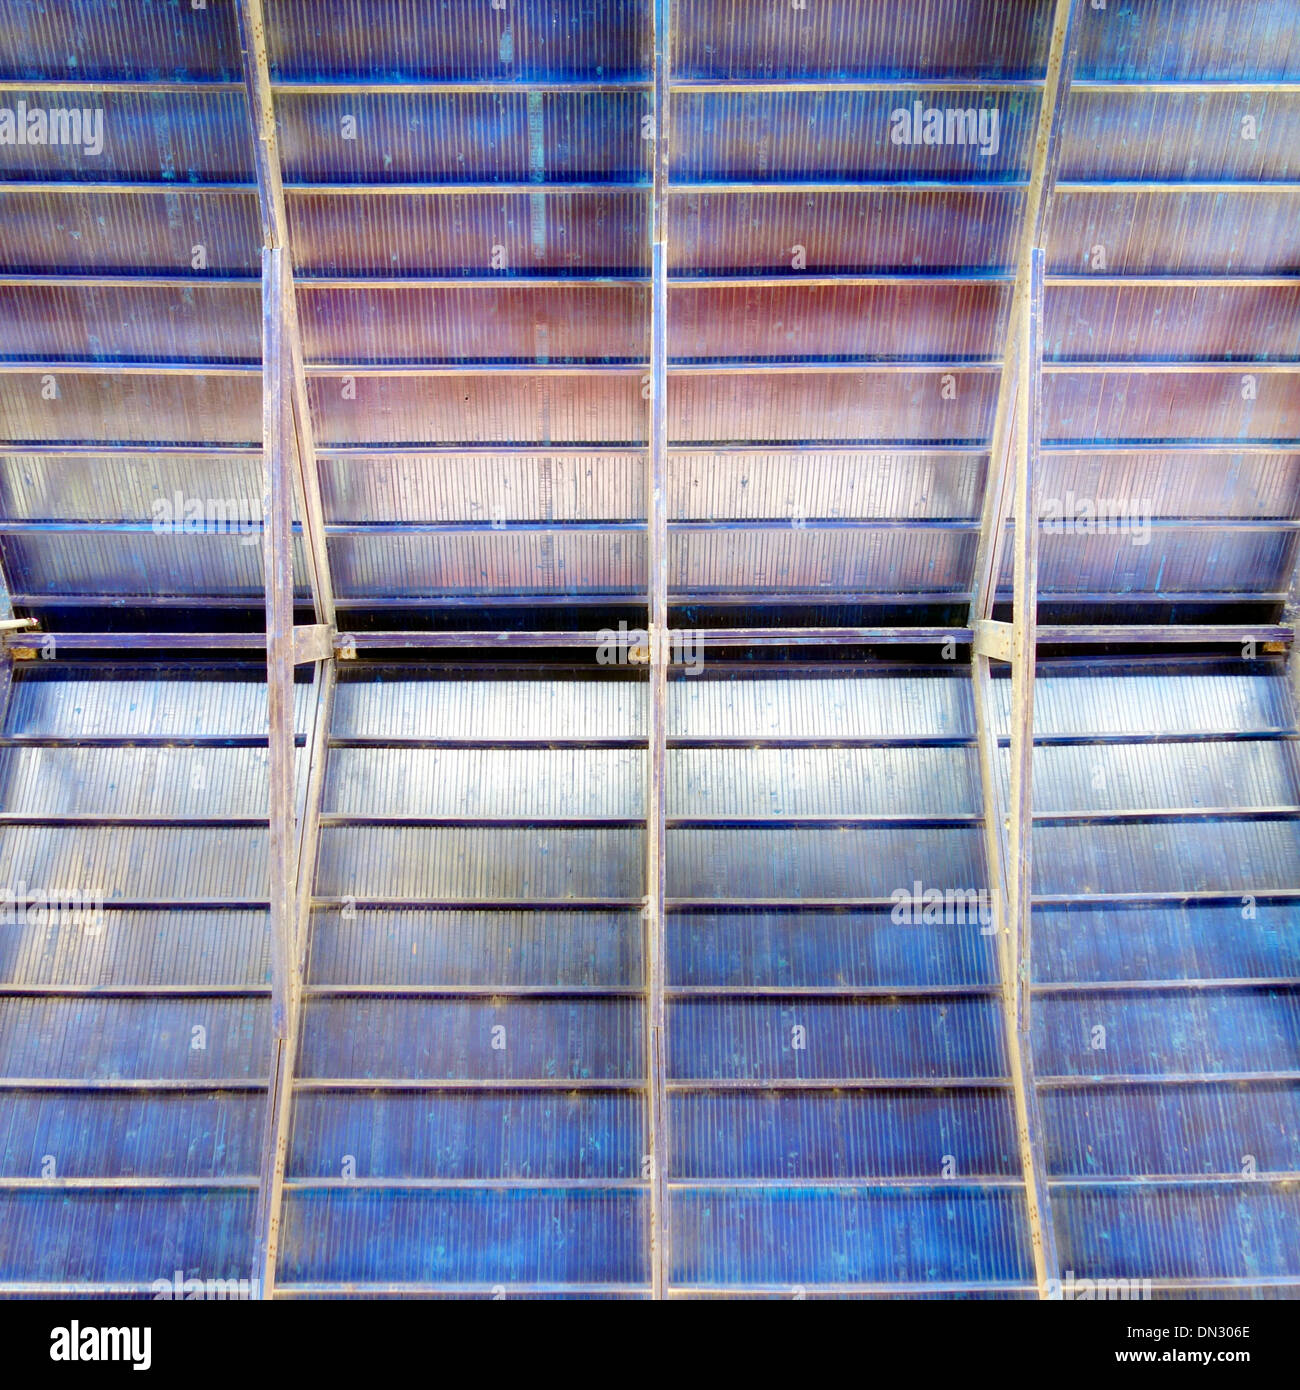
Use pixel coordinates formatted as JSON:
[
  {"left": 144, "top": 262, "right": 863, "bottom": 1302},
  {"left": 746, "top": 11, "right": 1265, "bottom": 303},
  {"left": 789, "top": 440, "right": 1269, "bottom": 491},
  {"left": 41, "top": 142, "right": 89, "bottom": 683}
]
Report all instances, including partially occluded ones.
[
  {"left": 974, "top": 254, "right": 1059, "bottom": 1300},
  {"left": 239, "top": 0, "right": 339, "bottom": 1287},
  {"left": 253, "top": 245, "right": 298, "bottom": 1295},
  {"left": 254, "top": 652, "right": 335, "bottom": 1299},
  {"left": 1009, "top": 249, "right": 1058, "bottom": 1294},
  {"left": 250, "top": 247, "right": 338, "bottom": 1296},
  {"left": 236, "top": 0, "right": 335, "bottom": 628},
  {"left": 969, "top": 0, "right": 1079, "bottom": 628},
  {"left": 966, "top": 0, "right": 1076, "bottom": 1303},
  {"left": 1010, "top": 252, "right": 1045, "bottom": 1026},
  {"left": 643, "top": 0, "right": 672, "bottom": 1302}
]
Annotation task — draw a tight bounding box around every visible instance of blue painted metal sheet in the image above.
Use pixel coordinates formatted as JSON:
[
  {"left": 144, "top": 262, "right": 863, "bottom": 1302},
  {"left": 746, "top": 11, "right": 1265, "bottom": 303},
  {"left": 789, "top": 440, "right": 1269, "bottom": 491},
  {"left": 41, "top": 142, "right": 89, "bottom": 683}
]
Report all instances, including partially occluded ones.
[
  {"left": 278, "top": 1189, "right": 648, "bottom": 1286},
  {"left": 0, "top": 1092, "right": 265, "bottom": 1177},
  {"left": 0, "top": 1192, "right": 258, "bottom": 1283},
  {"left": 669, "top": 1187, "right": 1033, "bottom": 1289},
  {"left": 669, "top": 910, "right": 998, "bottom": 988},
  {"left": 288, "top": 1092, "right": 644, "bottom": 1179},
  {"left": 308, "top": 910, "right": 642, "bottom": 988},
  {"left": 671, "top": 1091, "right": 1021, "bottom": 1178}
]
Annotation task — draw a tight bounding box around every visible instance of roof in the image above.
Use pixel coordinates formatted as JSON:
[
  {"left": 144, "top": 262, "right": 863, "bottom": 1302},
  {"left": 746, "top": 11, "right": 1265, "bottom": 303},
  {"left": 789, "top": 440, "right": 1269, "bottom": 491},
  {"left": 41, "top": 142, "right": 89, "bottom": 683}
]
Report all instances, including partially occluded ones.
[{"left": 0, "top": 0, "right": 1296, "bottom": 636}]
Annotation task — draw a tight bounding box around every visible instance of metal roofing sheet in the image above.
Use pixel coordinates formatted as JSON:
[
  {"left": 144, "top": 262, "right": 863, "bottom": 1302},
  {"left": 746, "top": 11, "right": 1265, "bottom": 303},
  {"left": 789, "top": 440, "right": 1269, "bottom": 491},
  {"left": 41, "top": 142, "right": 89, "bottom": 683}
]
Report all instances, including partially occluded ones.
[
  {"left": 0, "top": 1192, "right": 257, "bottom": 1283},
  {"left": 288, "top": 1092, "right": 644, "bottom": 1179},
  {"left": 308, "top": 909, "right": 641, "bottom": 988},
  {"left": 5, "top": 669, "right": 313, "bottom": 737},
  {"left": 0, "top": 909, "right": 271, "bottom": 988},
  {"left": 0, "top": 0, "right": 1297, "bottom": 619}
]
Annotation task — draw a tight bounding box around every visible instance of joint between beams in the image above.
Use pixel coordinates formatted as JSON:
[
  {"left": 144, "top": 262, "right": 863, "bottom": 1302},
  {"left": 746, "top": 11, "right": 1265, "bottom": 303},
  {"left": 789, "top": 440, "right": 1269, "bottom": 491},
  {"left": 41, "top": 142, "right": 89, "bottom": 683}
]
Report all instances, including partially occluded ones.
[
  {"left": 974, "top": 620, "right": 1014, "bottom": 663},
  {"left": 292, "top": 624, "right": 334, "bottom": 666}
]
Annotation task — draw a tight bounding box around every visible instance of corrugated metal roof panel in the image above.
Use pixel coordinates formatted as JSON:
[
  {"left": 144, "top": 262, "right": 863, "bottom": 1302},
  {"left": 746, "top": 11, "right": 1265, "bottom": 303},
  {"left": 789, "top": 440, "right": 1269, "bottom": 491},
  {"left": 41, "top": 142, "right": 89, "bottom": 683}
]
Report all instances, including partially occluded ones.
[
  {"left": 331, "top": 674, "right": 644, "bottom": 740},
  {"left": 671, "top": 450, "right": 987, "bottom": 521},
  {"left": 267, "top": 0, "right": 651, "bottom": 81},
  {"left": 0, "top": 531, "right": 310, "bottom": 600},
  {"left": 321, "top": 451, "right": 643, "bottom": 523},
  {"left": 1048, "top": 189, "right": 1300, "bottom": 275},
  {"left": 324, "top": 747, "right": 643, "bottom": 816},
  {"left": 5, "top": 670, "right": 313, "bottom": 737},
  {"left": 673, "top": 189, "right": 1024, "bottom": 273},
  {"left": 329, "top": 530, "right": 641, "bottom": 598},
  {"left": 674, "top": 89, "right": 1039, "bottom": 182},
  {"left": 667, "top": 827, "right": 987, "bottom": 898},
  {"left": 669, "top": 998, "right": 1004, "bottom": 1081},
  {"left": 0, "top": 909, "right": 270, "bottom": 988},
  {"left": 1004, "top": 667, "right": 1295, "bottom": 736},
  {"left": 673, "top": 283, "right": 1010, "bottom": 363},
  {"left": 1027, "top": 739, "right": 1300, "bottom": 812},
  {"left": 0, "top": 88, "right": 253, "bottom": 183},
  {"left": 307, "top": 374, "right": 647, "bottom": 446},
  {"left": 1044, "top": 1084, "right": 1300, "bottom": 1177},
  {"left": 308, "top": 909, "right": 641, "bottom": 988},
  {"left": 669, "top": 672, "right": 974, "bottom": 739},
  {"left": 0, "top": 1192, "right": 257, "bottom": 1282},
  {"left": 1035, "top": 903, "right": 1300, "bottom": 984},
  {"left": 674, "top": 0, "right": 1049, "bottom": 79},
  {"left": 0, "top": 190, "right": 260, "bottom": 275},
  {"left": 0, "top": 1093, "right": 264, "bottom": 1177},
  {"left": 1016, "top": 530, "right": 1296, "bottom": 596},
  {"left": 1055, "top": 1187, "right": 1300, "bottom": 1282},
  {"left": 668, "top": 910, "right": 998, "bottom": 988},
  {"left": 316, "top": 826, "right": 641, "bottom": 899},
  {"left": 1, "top": 453, "right": 269, "bottom": 522},
  {"left": 290, "top": 189, "right": 649, "bottom": 275},
  {"left": 1061, "top": 90, "right": 1300, "bottom": 181},
  {"left": 0, "top": 825, "right": 270, "bottom": 899},
  {"left": 279, "top": 1189, "right": 648, "bottom": 1285},
  {"left": 0, "top": 745, "right": 276, "bottom": 815},
  {"left": 0, "top": 997, "right": 270, "bottom": 1079},
  {"left": 670, "top": 1188, "right": 1032, "bottom": 1286},
  {"left": 0, "top": 373, "right": 261, "bottom": 445},
  {"left": 668, "top": 746, "right": 981, "bottom": 816},
  {"left": 0, "top": 284, "right": 262, "bottom": 365},
  {"left": 299, "top": 997, "right": 642, "bottom": 1080},
  {"left": 1074, "top": 0, "right": 1300, "bottom": 80},
  {"left": 0, "top": 0, "right": 239, "bottom": 80},
  {"left": 1046, "top": 283, "right": 1300, "bottom": 364},
  {"left": 671, "top": 1091, "right": 1020, "bottom": 1178},
  {"left": 672, "top": 527, "right": 976, "bottom": 594},
  {"left": 1033, "top": 820, "right": 1300, "bottom": 894},
  {"left": 1044, "top": 371, "right": 1300, "bottom": 442},
  {"left": 1035, "top": 452, "right": 1300, "bottom": 519},
  {"left": 277, "top": 90, "right": 649, "bottom": 184},
  {"left": 303, "top": 284, "right": 648, "bottom": 365},
  {"left": 288, "top": 1092, "right": 644, "bottom": 1178}
]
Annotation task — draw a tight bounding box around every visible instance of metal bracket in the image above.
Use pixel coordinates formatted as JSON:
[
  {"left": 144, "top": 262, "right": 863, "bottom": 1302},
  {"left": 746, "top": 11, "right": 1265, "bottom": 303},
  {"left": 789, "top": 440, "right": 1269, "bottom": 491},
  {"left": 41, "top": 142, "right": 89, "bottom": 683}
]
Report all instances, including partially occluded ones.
[
  {"left": 973, "top": 619, "right": 1014, "bottom": 663},
  {"left": 292, "top": 623, "right": 334, "bottom": 665}
]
